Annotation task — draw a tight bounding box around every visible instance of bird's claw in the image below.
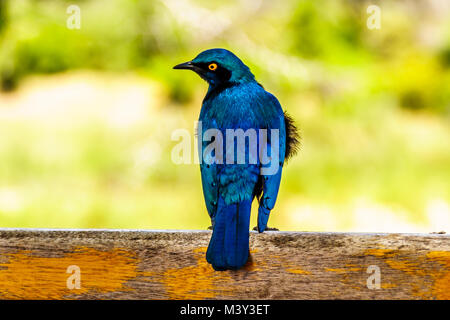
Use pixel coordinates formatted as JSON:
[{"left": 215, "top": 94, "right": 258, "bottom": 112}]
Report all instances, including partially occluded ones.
[{"left": 252, "top": 226, "right": 279, "bottom": 232}]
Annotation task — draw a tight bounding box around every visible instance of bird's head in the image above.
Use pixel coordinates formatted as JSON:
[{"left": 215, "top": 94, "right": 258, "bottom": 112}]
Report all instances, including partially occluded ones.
[{"left": 173, "top": 48, "right": 255, "bottom": 86}]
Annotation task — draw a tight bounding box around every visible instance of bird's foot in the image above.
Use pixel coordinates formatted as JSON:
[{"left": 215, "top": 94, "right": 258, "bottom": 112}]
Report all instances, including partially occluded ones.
[
  {"left": 207, "top": 225, "right": 213, "bottom": 230},
  {"left": 252, "top": 226, "right": 279, "bottom": 231}
]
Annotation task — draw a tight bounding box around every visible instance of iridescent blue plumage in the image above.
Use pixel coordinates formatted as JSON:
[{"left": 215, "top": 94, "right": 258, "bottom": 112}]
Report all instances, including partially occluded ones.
[{"left": 174, "top": 49, "right": 299, "bottom": 270}]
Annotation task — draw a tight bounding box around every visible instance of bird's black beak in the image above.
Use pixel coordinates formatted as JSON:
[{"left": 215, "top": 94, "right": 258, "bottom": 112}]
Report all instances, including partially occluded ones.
[{"left": 173, "top": 61, "right": 195, "bottom": 70}]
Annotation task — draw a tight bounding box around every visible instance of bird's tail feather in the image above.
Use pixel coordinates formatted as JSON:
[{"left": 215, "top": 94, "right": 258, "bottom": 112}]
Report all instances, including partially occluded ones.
[{"left": 206, "top": 197, "right": 251, "bottom": 270}]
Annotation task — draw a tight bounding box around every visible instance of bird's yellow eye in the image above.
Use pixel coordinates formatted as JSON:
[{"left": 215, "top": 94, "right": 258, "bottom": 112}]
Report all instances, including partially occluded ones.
[{"left": 208, "top": 63, "right": 218, "bottom": 71}]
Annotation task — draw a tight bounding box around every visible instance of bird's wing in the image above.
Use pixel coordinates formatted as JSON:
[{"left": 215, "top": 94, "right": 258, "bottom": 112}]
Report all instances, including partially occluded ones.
[
  {"left": 257, "top": 93, "right": 286, "bottom": 232},
  {"left": 198, "top": 118, "right": 220, "bottom": 225},
  {"left": 200, "top": 160, "right": 219, "bottom": 223}
]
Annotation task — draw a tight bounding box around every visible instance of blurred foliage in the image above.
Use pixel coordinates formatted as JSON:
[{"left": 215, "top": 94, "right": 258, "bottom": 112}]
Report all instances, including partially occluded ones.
[{"left": 0, "top": 0, "right": 449, "bottom": 231}]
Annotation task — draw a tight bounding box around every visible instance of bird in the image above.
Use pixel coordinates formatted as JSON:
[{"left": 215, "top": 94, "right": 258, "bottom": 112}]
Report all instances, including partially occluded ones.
[{"left": 174, "top": 48, "right": 299, "bottom": 270}]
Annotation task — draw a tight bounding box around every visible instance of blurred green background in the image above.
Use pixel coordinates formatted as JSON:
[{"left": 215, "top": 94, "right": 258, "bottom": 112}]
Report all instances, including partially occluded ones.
[{"left": 0, "top": 0, "right": 449, "bottom": 232}]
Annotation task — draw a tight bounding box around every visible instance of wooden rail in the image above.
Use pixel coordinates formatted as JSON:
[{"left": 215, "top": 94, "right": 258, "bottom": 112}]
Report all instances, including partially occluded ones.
[{"left": 0, "top": 228, "right": 448, "bottom": 299}]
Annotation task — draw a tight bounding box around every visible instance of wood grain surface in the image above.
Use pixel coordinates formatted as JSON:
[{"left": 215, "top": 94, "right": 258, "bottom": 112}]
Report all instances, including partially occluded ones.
[{"left": 0, "top": 228, "right": 448, "bottom": 299}]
